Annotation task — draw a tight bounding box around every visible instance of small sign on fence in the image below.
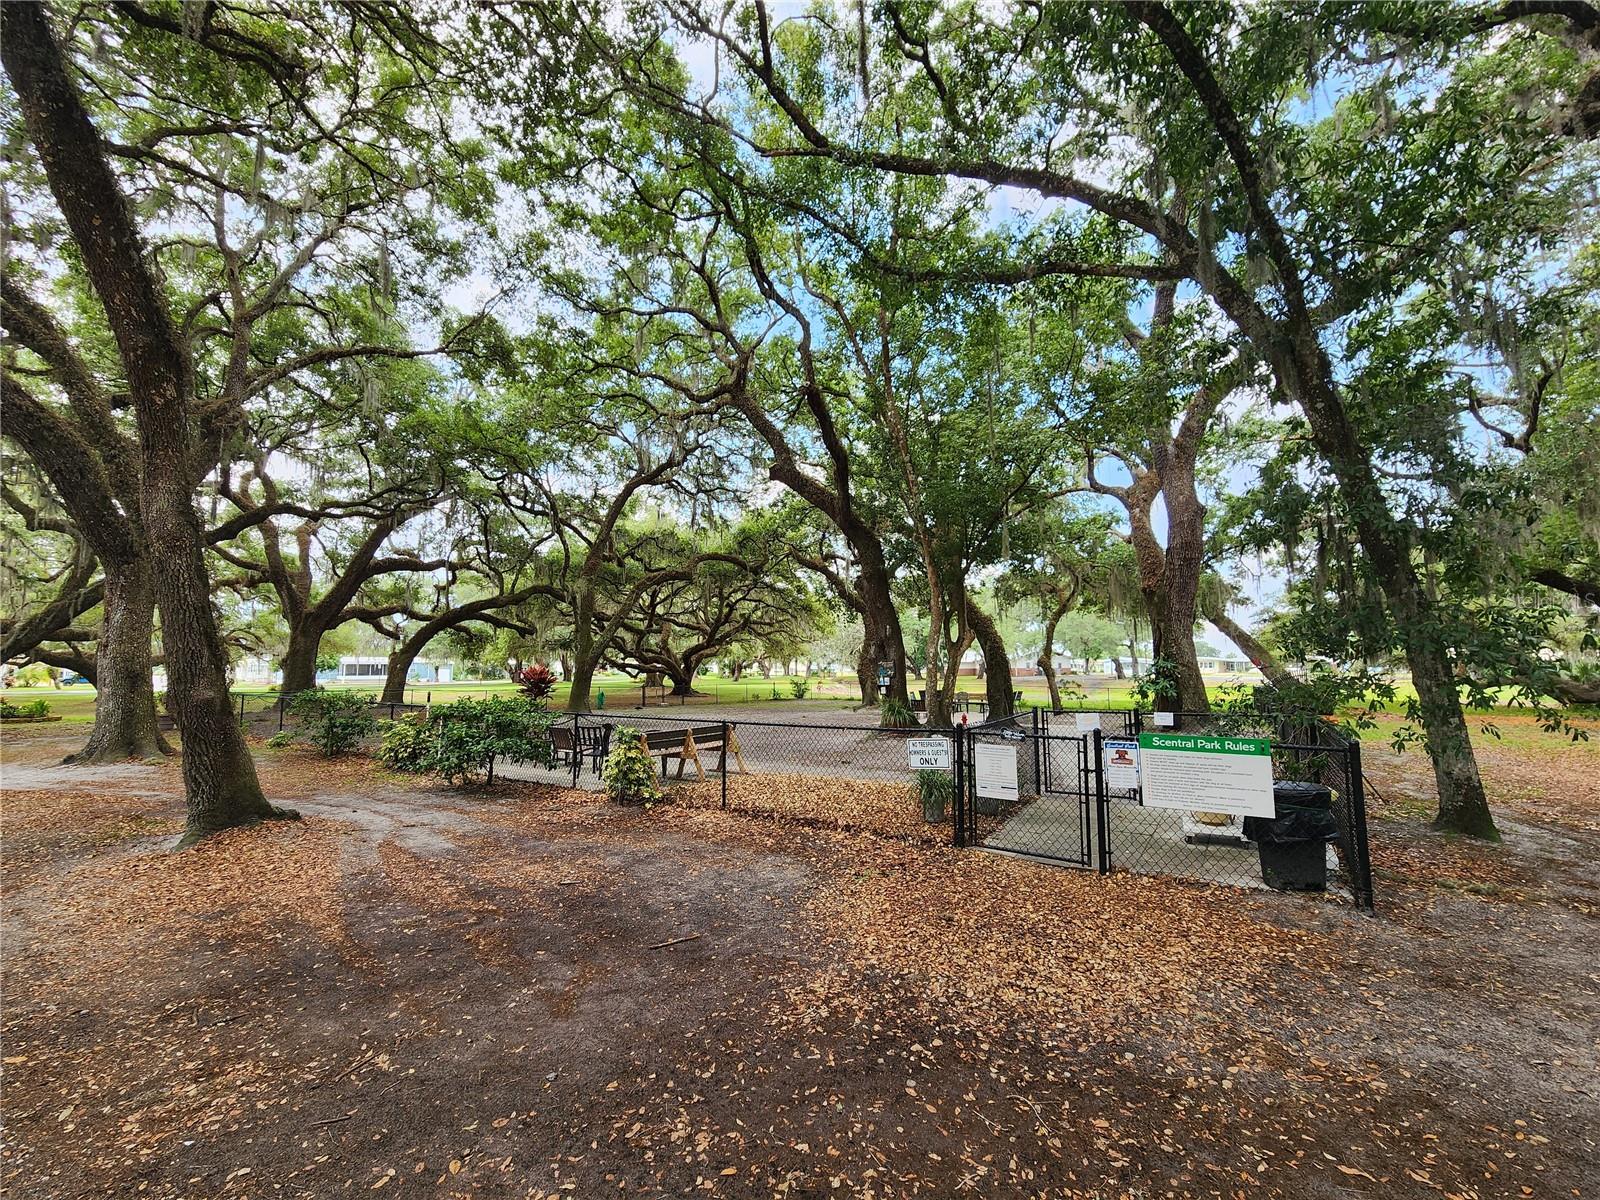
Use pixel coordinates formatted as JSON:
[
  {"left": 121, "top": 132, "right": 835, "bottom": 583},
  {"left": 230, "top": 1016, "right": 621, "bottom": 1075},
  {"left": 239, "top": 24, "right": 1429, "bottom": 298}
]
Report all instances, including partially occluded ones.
[
  {"left": 906, "top": 736, "right": 952, "bottom": 770},
  {"left": 974, "top": 744, "right": 1019, "bottom": 802},
  {"left": 1103, "top": 737, "right": 1140, "bottom": 789},
  {"left": 1075, "top": 711, "right": 1102, "bottom": 732},
  {"left": 1137, "top": 732, "right": 1274, "bottom": 817}
]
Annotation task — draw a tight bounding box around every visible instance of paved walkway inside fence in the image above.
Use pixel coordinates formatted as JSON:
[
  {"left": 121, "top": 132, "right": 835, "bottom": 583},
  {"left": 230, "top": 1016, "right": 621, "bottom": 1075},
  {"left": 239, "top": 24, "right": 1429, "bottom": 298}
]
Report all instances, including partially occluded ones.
[
  {"left": 982, "top": 796, "right": 1342, "bottom": 893},
  {"left": 494, "top": 707, "right": 934, "bottom": 790}
]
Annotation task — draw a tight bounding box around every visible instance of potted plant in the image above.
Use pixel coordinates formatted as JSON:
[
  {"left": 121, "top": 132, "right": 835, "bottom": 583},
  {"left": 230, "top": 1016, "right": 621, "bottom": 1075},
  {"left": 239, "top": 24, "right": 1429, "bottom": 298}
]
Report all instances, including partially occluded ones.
[{"left": 914, "top": 769, "right": 952, "bottom": 823}]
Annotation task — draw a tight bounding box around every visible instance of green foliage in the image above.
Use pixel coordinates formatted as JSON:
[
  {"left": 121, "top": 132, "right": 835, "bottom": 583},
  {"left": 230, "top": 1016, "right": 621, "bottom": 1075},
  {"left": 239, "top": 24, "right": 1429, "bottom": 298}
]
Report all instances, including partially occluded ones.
[
  {"left": 375, "top": 712, "right": 436, "bottom": 773},
  {"left": 1, "top": 697, "right": 51, "bottom": 718},
  {"left": 788, "top": 676, "right": 811, "bottom": 699},
  {"left": 1131, "top": 658, "right": 1182, "bottom": 711},
  {"left": 286, "top": 687, "right": 378, "bottom": 756},
  {"left": 430, "top": 696, "right": 557, "bottom": 785},
  {"left": 601, "top": 727, "right": 662, "bottom": 805},
  {"left": 265, "top": 731, "right": 295, "bottom": 749},
  {"left": 914, "top": 769, "right": 952, "bottom": 823},
  {"left": 880, "top": 698, "right": 918, "bottom": 729}
]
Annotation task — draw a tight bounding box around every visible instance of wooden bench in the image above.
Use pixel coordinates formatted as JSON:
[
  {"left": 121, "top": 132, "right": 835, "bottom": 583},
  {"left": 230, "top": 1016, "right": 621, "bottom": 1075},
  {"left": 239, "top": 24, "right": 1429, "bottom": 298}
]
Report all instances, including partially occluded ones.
[{"left": 640, "top": 724, "right": 748, "bottom": 781}]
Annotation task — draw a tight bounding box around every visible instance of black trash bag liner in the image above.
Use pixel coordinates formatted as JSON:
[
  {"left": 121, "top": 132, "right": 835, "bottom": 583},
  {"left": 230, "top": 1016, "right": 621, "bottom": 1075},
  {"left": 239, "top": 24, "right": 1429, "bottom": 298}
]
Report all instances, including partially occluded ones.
[{"left": 1244, "top": 782, "right": 1340, "bottom": 844}]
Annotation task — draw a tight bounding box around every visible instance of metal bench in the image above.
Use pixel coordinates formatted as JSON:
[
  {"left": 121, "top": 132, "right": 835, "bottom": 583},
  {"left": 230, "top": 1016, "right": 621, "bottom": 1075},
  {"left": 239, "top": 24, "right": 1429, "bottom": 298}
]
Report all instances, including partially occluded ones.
[{"left": 552, "top": 722, "right": 611, "bottom": 776}]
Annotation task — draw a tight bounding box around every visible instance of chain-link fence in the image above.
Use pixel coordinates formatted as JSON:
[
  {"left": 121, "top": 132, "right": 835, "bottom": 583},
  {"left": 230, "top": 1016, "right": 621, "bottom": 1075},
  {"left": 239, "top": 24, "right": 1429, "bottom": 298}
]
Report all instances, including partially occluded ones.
[
  {"left": 495, "top": 710, "right": 958, "bottom": 845},
  {"left": 953, "top": 708, "right": 1373, "bottom": 910},
  {"left": 243, "top": 691, "right": 1371, "bottom": 909}
]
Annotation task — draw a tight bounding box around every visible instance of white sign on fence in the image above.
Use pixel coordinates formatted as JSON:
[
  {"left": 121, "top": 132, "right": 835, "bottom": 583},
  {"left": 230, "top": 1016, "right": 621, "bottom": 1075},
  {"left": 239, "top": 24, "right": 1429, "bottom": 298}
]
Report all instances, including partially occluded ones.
[
  {"left": 974, "top": 744, "right": 1019, "bottom": 803},
  {"left": 1153, "top": 710, "right": 1176, "bottom": 728},
  {"left": 906, "top": 737, "right": 952, "bottom": 771},
  {"left": 1075, "top": 711, "right": 1102, "bottom": 732},
  {"left": 1137, "top": 732, "right": 1274, "bottom": 817},
  {"left": 1103, "top": 737, "right": 1140, "bottom": 789}
]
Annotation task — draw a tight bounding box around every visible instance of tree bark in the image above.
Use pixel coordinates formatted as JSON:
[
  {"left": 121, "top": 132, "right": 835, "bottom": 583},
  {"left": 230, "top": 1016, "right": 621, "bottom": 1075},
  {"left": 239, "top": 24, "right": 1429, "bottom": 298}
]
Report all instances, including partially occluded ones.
[
  {"left": 1152, "top": 461, "right": 1210, "bottom": 713},
  {"left": 65, "top": 558, "right": 169, "bottom": 762},
  {"left": 967, "top": 600, "right": 1015, "bottom": 720},
  {"left": 1037, "top": 595, "right": 1073, "bottom": 712},
  {"left": 1205, "top": 606, "right": 1296, "bottom": 691},
  {"left": 3, "top": 4, "right": 288, "bottom": 842},
  {"left": 566, "top": 590, "right": 599, "bottom": 711},
  {"left": 1127, "top": 482, "right": 1207, "bottom": 713},
  {"left": 278, "top": 627, "right": 324, "bottom": 696}
]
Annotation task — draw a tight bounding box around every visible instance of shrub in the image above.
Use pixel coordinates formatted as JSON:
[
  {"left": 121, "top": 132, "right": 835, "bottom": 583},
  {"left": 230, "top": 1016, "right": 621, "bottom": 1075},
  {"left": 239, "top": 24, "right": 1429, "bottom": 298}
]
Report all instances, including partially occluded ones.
[
  {"left": 286, "top": 687, "right": 378, "bottom": 756},
  {"left": 601, "top": 727, "right": 662, "bottom": 805},
  {"left": 376, "top": 712, "right": 435, "bottom": 773},
  {"left": 431, "top": 695, "right": 557, "bottom": 785},
  {"left": 879, "top": 697, "right": 917, "bottom": 728},
  {"left": 265, "top": 731, "right": 295, "bottom": 749},
  {"left": 511, "top": 663, "right": 557, "bottom": 702},
  {"left": 914, "top": 768, "right": 953, "bottom": 823},
  {"left": 1, "top": 697, "right": 52, "bottom": 719},
  {"left": 789, "top": 677, "right": 811, "bottom": 699}
]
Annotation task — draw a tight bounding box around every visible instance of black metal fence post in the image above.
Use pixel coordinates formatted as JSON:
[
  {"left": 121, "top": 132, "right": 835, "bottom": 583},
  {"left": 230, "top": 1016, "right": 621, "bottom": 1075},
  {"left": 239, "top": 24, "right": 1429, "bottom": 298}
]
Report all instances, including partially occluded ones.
[
  {"left": 951, "top": 723, "right": 965, "bottom": 847},
  {"left": 1030, "top": 706, "right": 1042, "bottom": 798},
  {"left": 1092, "top": 727, "right": 1110, "bottom": 873},
  {"left": 277, "top": 698, "right": 285, "bottom": 731},
  {"left": 1347, "top": 737, "right": 1374, "bottom": 912},
  {"left": 570, "top": 711, "right": 582, "bottom": 788},
  {"left": 720, "top": 720, "right": 729, "bottom": 810}
]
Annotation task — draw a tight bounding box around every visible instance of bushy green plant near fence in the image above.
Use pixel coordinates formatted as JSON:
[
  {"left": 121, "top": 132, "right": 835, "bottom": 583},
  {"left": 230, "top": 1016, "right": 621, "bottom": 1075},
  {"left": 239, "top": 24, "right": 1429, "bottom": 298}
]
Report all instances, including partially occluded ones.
[
  {"left": 286, "top": 687, "right": 377, "bottom": 756},
  {"left": 430, "top": 696, "right": 557, "bottom": 785},
  {"left": 879, "top": 697, "right": 917, "bottom": 728},
  {"left": 376, "top": 712, "right": 435, "bottom": 773},
  {"left": 789, "top": 677, "right": 811, "bottom": 699},
  {"left": 602, "top": 727, "right": 662, "bottom": 805},
  {"left": 914, "top": 769, "right": 952, "bottom": 823}
]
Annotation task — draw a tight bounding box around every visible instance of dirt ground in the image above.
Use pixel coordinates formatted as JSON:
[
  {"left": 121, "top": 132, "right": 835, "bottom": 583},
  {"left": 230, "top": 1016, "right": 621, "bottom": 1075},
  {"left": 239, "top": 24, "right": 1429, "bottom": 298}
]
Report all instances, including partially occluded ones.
[{"left": 2, "top": 719, "right": 1597, "bottom": 1200}]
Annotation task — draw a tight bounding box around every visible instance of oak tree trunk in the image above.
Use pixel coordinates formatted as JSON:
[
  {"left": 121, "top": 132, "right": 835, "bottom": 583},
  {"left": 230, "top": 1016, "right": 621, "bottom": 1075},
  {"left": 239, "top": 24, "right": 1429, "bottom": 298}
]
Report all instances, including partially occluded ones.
[
  {"left": 967, "top": 601, "right": 1015, "bottom": 720},
  {"left": 67, "top": 558, "right": 169, "bottom": 762},
  {"left": 278, "top": 626, "right": 324, "bottom": 696}
]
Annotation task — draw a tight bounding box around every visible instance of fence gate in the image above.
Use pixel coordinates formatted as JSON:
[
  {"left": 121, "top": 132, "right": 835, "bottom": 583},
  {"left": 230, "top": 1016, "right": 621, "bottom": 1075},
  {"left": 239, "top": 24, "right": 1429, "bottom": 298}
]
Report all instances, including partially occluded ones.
[{"left": 955, "top": 715, "right": 1106, "bottom": 869}]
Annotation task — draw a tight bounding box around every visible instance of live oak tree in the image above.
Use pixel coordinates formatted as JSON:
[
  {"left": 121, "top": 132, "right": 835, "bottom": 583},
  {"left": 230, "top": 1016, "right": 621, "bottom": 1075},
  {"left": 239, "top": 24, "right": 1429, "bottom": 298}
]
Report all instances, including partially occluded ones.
[
  {"left": 2, "top": 2, "right": 481, "bottom": 788},
  {"left": 2, "top": 2, "right": 287, "bottom": 833},
  {"left": 660, "top": 0, "right": 1599, "bottom": 837},
  {"left": 1, "top": 281, "right": 170, "bottom": 760},
  {"left": 608, "top": 514, "right": 824, "bottom": 695}
]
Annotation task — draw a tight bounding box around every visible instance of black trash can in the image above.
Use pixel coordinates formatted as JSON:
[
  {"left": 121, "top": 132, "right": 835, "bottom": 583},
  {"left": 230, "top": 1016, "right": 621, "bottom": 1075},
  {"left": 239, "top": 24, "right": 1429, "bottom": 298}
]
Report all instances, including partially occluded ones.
[{"left": 1243, "top": 782, "right": 1339, "bottom": 892}]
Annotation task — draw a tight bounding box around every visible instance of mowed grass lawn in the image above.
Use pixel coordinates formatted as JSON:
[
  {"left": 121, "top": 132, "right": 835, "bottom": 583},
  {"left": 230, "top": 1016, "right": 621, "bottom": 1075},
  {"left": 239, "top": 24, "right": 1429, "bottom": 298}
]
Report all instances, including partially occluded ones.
[
  {"left": 14, "top": 672, "right": 1593, "bottom": 726},
  {"left": 12, "top": 673, "right": 1147, "bottom": 722}
]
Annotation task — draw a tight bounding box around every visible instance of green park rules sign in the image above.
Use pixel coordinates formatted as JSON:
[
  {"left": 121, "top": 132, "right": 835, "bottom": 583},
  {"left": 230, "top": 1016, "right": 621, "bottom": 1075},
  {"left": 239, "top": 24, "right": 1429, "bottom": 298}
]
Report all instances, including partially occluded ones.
[{"left": 1136, "top": 732, "right": 1275, "bottom": 818}]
